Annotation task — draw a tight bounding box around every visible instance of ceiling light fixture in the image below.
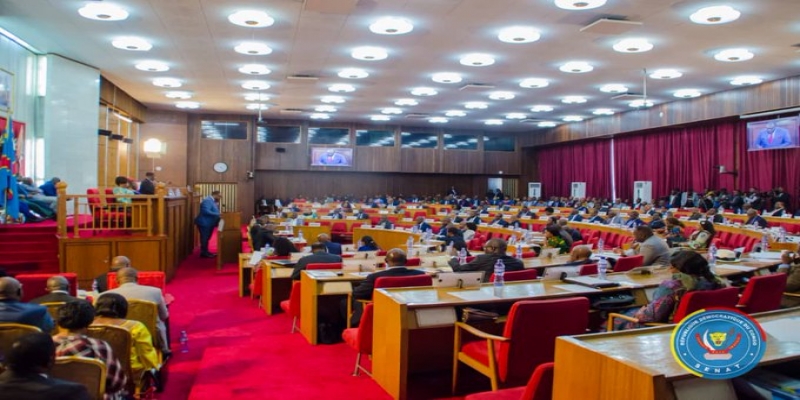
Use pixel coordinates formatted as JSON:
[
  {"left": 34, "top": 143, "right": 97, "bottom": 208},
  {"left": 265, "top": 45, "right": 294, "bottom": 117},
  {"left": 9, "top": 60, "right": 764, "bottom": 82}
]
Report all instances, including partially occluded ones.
[
  {"left": 371, "top": 115, "right": 391, "bottom": 121},
  {"left": 674, "top": 89, "right": 702, "bottom": 98},
  {"left": 554, "top": 0, "right": 607, "bottom": 10},
  {"left": 315, "top": 105, "right": 337, "bottom": 113},
  {"left": 238, "top": 64, "right": 271, "bottom": 75},
  {"left": 649, "top": 69, "right": 682, "bottom": 79},
  {"left": 369, "top": 17, "right": 414, "bottom": 35},
  {"left": 593, "top": 109, "right": 615, "bottom": 115},
  {"left": 135, "top": 61, "right": 169, "bottom": 72},
  {"left": 351, "top": 46, "right": 388, "bottom": 61},
  {"left": 600, "top": 84, "right": 628, "bottom": 93},
  {"left": 429, "top": 117, "right": 448, "bottom": 124},
  {"left": 244, "top": 93, "right": 270, "bottom": 101},
  {"left": 613, "top": 38, "right": 653, "bottom": 53},
  {"left": 165, "top": 91, "right": 192, "bottom": 99},
  {"left": 629, "top": 99, "right": 654, "bottom": 108},
  {"left": 563, "top": 115, "right": 583, "bottom": 122},
  {"left": 562, "top": 96, "right": 587, "bottom": 104},
  {"left": 530, "top": 105, "right": 554, "bottom": 112},
  {"left": 234, "top": 42, "right": 273, "bottom": 55},
  {"left": 381, "top": 107, "right": 402, "bottom": 115},
  {"left": 489, "top": 91, "right": 515, "bottom": 100},
  {"left": 328, "top": 83, "right": 356, "bottom": 93},
  {"left": 246, "top": 103, "right": 269, "bottom": 110},
  {"left": 559, "top": 61, "right": 593, "bottom": 73},
  {"left": 321, "top": 96, "right": 346, "bottom": 104},
  {"left": 714, "top": 48, "right": 754, "bottom": 62},
  {"left": 730, "top": 76, "right": 763, "bottom": 86},
  {"left": 175, "top": 101, "right": 199, "bottom": 109},
  {"left": 153, "top": 78, "right": 182, "bottom": 88},
  {"left": 465, "top": 102, "right": 488, "bottom": 109},
  {"left": 395, "top": 99, "right": 418, "bottom": 106},
  {"left": 338, "top": 68, "right": 369, "bottom": 79},
  {"left": 79, "top": 2, "right": 129, "bottom": 21},
  {"left": 690, "top": 6, "right": 740, "bottom": 25},
  {"left": 432, "top": 72, "right": 463, "bottom": 84},
  {"left": 497, "top": 26, "right": 541, "bottom": 43},
  {"left": 459, "top": 53, "right": 495, "bottom": 67},
  {"left": 411, "top": 87, "right": 437, "bottom": 96},
  {"left": 485, "top": 119, "right": 504, "bottom": 126},
  {"left": 519, "top": 78, "right": 549, "bottom": 88},
  {"left": 241, "top": 80, "right": 270, "bottom": 90},
  {"left": 506, "top": 113, "right": 526, "bottom": 119},
  {"left": 445, "top": 110, "right": 466, "bottom": 117},
  {"left": 112, "top": 37, "right": 152, "bottom": 51},
  {"left": 228, "top": 10, "right": 275, "bottom": 28},
  {"left": 309, "top": 113, "right": 330, "bottom": 120},
  {"left": 538, "top": 121, "right": 557, "bottom": 128}
]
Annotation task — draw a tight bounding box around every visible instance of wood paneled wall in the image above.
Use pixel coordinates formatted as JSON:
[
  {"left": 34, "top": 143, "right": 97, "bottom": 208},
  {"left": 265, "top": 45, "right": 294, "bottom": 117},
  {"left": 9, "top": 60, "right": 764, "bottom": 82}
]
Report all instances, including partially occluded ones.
[{"left": 100, "top": 77, "right": 146, "bottom": 122}]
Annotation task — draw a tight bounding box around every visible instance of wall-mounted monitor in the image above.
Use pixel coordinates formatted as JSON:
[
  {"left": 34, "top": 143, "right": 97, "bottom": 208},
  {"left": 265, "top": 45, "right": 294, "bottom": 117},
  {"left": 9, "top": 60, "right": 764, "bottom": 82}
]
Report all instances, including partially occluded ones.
[
  {"left": 310, "top": 147, "right": 353, "bottom": 167},
  {"left": 746, "top": 116, "right": 800, "bottom": 151}
]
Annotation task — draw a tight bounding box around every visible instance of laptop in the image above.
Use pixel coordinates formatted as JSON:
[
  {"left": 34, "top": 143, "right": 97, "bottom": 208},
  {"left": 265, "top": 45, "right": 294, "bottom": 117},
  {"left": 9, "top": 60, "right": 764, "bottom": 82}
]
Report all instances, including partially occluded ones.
[
  {"left": 541, "top": 266, "right": 579, "bottom": 281},
  {"left": 433, "top": 272, "right": 484, "bottom": 289}
]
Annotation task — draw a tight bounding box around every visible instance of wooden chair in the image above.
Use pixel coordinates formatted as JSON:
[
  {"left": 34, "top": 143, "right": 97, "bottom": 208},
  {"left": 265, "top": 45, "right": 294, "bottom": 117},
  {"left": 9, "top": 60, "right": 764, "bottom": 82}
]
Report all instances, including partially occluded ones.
[
  {"left": 465, "top": 362, "right": 554, "bottom": 400},
  {"left": 87, "top": 324, "right": 137, "bottom": 394},
  {"left": 51, "top": 356, "right": 107, "bottom": 400},
  {"left": 737, "top": 273, "right": 788, "bottom": 314},
  {"left": 127, "top": 300, "right": 161, "bottom": 350},
  {"left": 280, "top": 281, "right": 301, "bottom": 333},
  {"left": 40, "top": 302, "right": 67, "bottom": 334},
  {"left": 613, "top": 255, "right": 644, "bottom": 272},
  {"left": 452, "top": 297, "right": 589, "bottom": 392},
  {"left": 489, "top": 269, "right": 539, "bottom": 282},
  {"left": 0, "top": 323, "right": 41, "bottom": 362}
]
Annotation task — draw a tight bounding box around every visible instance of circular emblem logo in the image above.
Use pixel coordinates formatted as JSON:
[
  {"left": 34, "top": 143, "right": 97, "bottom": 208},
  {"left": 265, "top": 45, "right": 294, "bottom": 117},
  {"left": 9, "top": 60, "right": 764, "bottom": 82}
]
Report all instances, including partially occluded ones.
[{"left": 671, "top": 308, "right": 766, "bottom": 380}]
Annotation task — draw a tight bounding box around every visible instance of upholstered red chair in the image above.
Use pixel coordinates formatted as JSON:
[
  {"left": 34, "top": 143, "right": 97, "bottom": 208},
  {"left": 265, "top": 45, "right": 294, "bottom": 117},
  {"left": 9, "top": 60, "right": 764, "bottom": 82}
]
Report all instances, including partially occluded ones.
[
  {"left": 489, "top": 269, "right": 538, "bottom": 282},
  {"left": 280, "top": 280, "right": 301, "bottom": 333},
  {"left": 608, "top": 286, "right": 740, "bottom": 330},
  {"left": 376, "top": 250, "right": 388, "bottom": 256},
  {"left": 743, "top": 237, "right": 760, "bottom": 253},
  {"left": 87, "top": 188, "right": 126, "bottom": 229},
  {"left": 374, "top": 275, "right": 433, "bottom": 289},
  {"left": 405, "top": 257, "right": 422, "bottom": 267},
  {"left": 249, "top": 255, "right": 291, "bottom": 300},
  {"left": 331, "top": 222, "right": 351, "bottom": 242},
  {"left": 737, "top": 273, "right": 788, "bottom": 314},
  {"left": 587, "top": 237, "right": 599, "bottom": 250},
  {"left": 569, "top": 240, "right": 585, "bottom": 250},
  {"left": 578, "top": 264, "right": 598, "bottom": 276},
  {"left": 107, "top": 271, "right": 166, "bottom": 293},
  {"left": 306, "top": 262, "right": 343, "bottom": 270},
  {"left": 452, "top": 297, "right": 589, "bottom": 392},
  {"left": 465, "top": 362, "right": 554, "bottom": 400},
  {"left": 16, "top": 273, "right": 79, "bottom": 302},
  {"left": 521, "top": 251, "right": 537, "bottom": 258},
  {"left": 613, "top": 255, "right": 644, "bottom": 272}
]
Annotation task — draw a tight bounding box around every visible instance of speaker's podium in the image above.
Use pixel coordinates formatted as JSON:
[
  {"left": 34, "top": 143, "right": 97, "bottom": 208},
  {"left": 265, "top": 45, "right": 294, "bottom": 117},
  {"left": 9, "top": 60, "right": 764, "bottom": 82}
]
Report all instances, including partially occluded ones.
[{"left": 216, "top": 212, "right": 241, "bottom": 270}]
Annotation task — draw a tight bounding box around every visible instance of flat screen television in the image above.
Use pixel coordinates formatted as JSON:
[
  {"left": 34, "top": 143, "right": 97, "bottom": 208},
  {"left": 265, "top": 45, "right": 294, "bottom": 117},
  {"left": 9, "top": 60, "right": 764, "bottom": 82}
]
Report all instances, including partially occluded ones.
[
  {"left": 310, "top": 147, "right": 353, "bottom": 167},
  {"left": 746, "top": 116, "right": 800, "bottom": 151}
]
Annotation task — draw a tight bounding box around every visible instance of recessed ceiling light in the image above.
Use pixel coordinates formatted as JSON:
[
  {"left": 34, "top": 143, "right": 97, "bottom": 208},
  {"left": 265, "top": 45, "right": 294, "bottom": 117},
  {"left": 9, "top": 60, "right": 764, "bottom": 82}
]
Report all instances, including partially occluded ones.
[
  {"left": 432, "top": 72, "right": 463, "bottom": 84},
  {"left": 246, "top": 103, "right": 269, "bottom": 110},
  {"left": 485, "top": 119, "right": 504, "bottom": 126},
  {"left": 674, "top": 89, "right": 702, "bottom": 98},
  {"left": 559, "top": 61, "right": 593, "bottom": 73},
  {"left": 78, "top": 2, "right": 128, "bottom": 21},
  {"left": 489, "top": 91, "right": 515, "bottom": 100},
  {"left": 371, "top": 115, "right": 391, "bottom": 121},
  {"left": 714, "top": 48, "right": 753, "bottom": 62},
  {"left": 175, "top": 101, "right": 199, "bottom": 109},
  {"left": 309, "top": 113, "right": 330, "bottom": 120},
  {"left": 314, "top": 105, "right": 336, "bottom": 113},
  {"left": 649, "top": 69, "right": 682, "bottom": 79},
  {"left": 519, "top": 78, "right": 549, "bottom": 88},
  {"left": 563, "top": 115, "right": 583, "bottom": 122},
  {"left": 381, "top": 107, "right": 402, "bottom": 115},
  {"left": 593, "top": 109, "right": 615, "bottom": 115},
  {"left": 497, "top": 26, "right": 541, "bottom": 44},
  {"left": 228, "top": 10, "right": 275, "bottom": 28},
  {"left": 165, "top": 91, "right": 192, "bottom": 99},
  {"left": 506, "top": 113, "right": 526, "bottom": 119},
  {"left": 242, "top": 80, "right": 270, "bottom": 90},
  {"left": 411, "top": 87, "right": 437, "bottom": 96},
  {"left": 629, "top": 99, "right": 654, "bottom": 108},
  {"left": 153, "top": 78, "right": 182, "bottom": 88},
  {"left": 321, "top": 96, "right": 346, "bottom": 104},
  {"left": 351, "top": 46, "right": 388, "bottom": 61},
  {"left": 465, "top": 102, "right": 488, "bottom": 109},
  {"left": 135, "top": 61, "right": 169, "bottom": 72},
  {"left": 730, "top": 76, "right": 763, "bottom": 86},
  {"left": 329, "top": 84, "right": 355, "bottom": 93},
  {"left": 338, "top": 68, "right": 369, "bottom": 79},
  {"left": 613, "top": 38, "right": 653, "bottom": 53},
  {"left": 445, "top": 110, "right": 466, "bottom": 117},
  {"left": 554, "top": 0, "right": 607, "bottom": 10},
  {"left": 530, "top": 105, "right": 554, "bottom": 112},
  {"left": 112, "top": 37, "right": 152, "bottom": 51},
  {"left": 234, "top": 42, "right": 273, "bottom": 55},
  {"left": 238, "top": 64, "right": 271, "bottom": 75},
  {"left": 600, "top": 84, "right": 628, "bottom": 93},
  {"left": 244, "top": 93, "right": 271, "bottom": 101},
  {"left": 562, "top": 96, "right": 587, "bottom": 104},
  {"left": 429, "top": 117, "right": 448, "bottom": 124},
  {"left": 538, "top": 121, "right": 557, "bottom": 128},
  {"left": 369, "top": 17, "right": 414, "bottom": 35},
  {"left": 690, "top": 6, "right": 740, "bottom": 25},
  {"left": 459, "top": 53, "right": 495, "bottom": 67},
  {"left": 395, "top": 99, "right": 418, "bottom": 106}
]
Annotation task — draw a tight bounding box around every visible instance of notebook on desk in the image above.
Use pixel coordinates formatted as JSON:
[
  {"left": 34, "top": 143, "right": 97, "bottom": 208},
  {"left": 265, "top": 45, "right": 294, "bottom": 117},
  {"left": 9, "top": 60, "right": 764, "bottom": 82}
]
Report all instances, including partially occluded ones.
[
  {"left": 270, "top": 260, "right": 296, "bottom": 267},
  {"left": 563, "top": 276, "right": 621, "bottom": 289}
]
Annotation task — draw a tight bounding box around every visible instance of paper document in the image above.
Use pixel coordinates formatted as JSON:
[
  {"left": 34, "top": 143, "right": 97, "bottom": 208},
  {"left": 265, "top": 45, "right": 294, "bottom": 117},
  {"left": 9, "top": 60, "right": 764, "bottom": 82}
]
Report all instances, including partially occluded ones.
[
  {"left": 306, "top": 271, "right": 337, "bottom": 278},
  {"left": 552, "top": 284, "right": 600, "bottom": 293},
  {"left": 449, "top": 291, "right": 500, "bottom": 301},
  {"left": 716, "top": 264, "right": 756, "bottom": 272}
]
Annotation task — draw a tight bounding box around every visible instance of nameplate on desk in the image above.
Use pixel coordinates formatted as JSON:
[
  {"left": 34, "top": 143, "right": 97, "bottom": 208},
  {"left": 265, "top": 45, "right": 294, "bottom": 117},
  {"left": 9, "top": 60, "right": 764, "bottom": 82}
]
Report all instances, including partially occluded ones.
[
  {"left": 402, "top": 218, "right": 412, "bottom": 222},
  {"left": 379, "top": 210, "right": 389, "bottom": 214},
  {"left": 361, "top": 224, "right": 372, "bottom": 228},
  {"left": 308, "top": 222, "right": 321, "bottom": 227},
  {"left": 437, "top": 212, "right": 448, "bottom": 216},
  {"left": 539, "top": 216, "right": 549, "bottom": 220},
  {"left": 345, "top": 216, "right": 357, "bottom": 220},
  {"left": 415, "top": 308, "right": 457, "bottom": 328},
  {"left": 531, "top": 208, "right": 539, "bottom": 213},
  {"left": 272, "top": 268, "right": 293, "bottom": 278},
  {"left": 320, "top": 216, "right": 333, "bottom": 220},
  {"left": 306, "top": 270, "right": 338, "bottom": 278},
  {"left": 321, "top": 281, "right": 352, "bottom": 294}
]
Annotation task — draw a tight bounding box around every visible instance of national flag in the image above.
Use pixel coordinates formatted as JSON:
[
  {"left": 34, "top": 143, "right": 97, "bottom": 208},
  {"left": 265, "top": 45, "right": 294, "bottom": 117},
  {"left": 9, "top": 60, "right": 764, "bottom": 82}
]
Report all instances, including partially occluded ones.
[{"left": 0, "top": 116, "right": 20, "bottom": 221}]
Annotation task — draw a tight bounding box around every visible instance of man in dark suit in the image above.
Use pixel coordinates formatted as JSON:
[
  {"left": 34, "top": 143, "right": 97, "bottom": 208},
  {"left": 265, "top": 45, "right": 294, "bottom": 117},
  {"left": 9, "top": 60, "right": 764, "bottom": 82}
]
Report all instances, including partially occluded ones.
[
  {"left": 0, "top": 277, "right": 54, "bottom": 332},
  {"left": 291, "top": 242, "right": 343, "bottom": 280},
  {"left": 414, "top": 216, "right": 432, "bottom": 233},
  {"left": 562, "top": 245, "right": 594, "bottom": 266},
  {"left": 92, "top": 256, "right": 130, "bottom": 293},
  {"left": 354, "top": 208, "right": 370, "bottom": 220},
  {"left": 328, "top": 208, "right": 345, "bottom": 219},
  {"left": 745, "top": 209, "right": 768, "bottom": 228},
  {"left": 489, "top": 214, "right": 509, "bottom": 227},
  {"left": 448, "top": 238, "right": 524, "bottom": 281},
  {"left": 30, "top": 276, "right": 78, "bottom": 304},
  {"left": 0, "top": 332, "right": 90, "bottom": 400},
  {"left": 316, "top": 233, "right": 342, "bottom": 255},
  {"left": 138, "top": 172, "right": 156, "bottom": 195},
  {"left": 441, "top": 227, "right": 470, "bottom": 255},
  {"left": 567, "top": 209, "right": 583, "bottom": 222},
  {"left": 624, "top": 211, "right": 644, "bottom": 228},
  {"left": 195, "top": 190, "right": 221, "bottom": 258},
  {"left": 350, "top": 249, "right": 425, "bottom": 326}
]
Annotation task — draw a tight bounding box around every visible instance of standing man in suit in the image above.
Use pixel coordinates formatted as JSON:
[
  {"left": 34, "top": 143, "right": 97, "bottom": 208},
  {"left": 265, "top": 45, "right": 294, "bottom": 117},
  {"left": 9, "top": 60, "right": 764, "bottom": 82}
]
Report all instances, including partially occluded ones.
[
  {"left": 138, "top": 172, "right": 156, "bottom": 195},
  {"left": 316, "top": 233, "right": 342, "bottom": 255},
  {"left": 195, "top": 190, "right": 221, "bottom": 258},
  {"left": 30, "top": 276, "right": 78, "bottom": 304},
  {"left": 448, "top": 238, "right": 524, "bottom": 281},
  {"left": 291, "top": 242, "right": 343, "bottom": 280},
  {"left": 350, "top": 249, "right": 425, "bottom": 326},
  {"left": 0, "top": 277, "right": 53, "bottom": 332},
  {"left": 0, "top": 332, "right": 90, "bottom": 400}
]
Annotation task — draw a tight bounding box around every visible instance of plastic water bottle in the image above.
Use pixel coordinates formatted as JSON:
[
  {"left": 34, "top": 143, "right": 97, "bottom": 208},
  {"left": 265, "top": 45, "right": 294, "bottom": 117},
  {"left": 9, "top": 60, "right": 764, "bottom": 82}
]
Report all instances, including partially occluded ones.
[
  {"left": 446, "top": 242, "right": 454, "bottom": 255},
  {"left": 779, "top": 227, "right": 787, "bottom": 243},
  {"left": 515, "top": 245, "right": 523, "bottom": 259},
  {"left": 598, "top": 238, "right": 605, "bottom": 252},
  {"left": 597, "top": 257, "right": 608, "bottom": 280},
  {"left": 298, "top": 229, "right": 304, "bottom": 241},
  {"left": 508, "top": 235, "right": 517, "bottom": 245},
  {"left": 761, "top": 234, "right": 769, "bottom": 252},
  {"left": 708, "top": 243, "right": 718, "bottom": 274},
  {"left": 180, "top": 330, "right": 189, "bottom": 353},
  {"left": 458, "top": 247, "right": 467, "bottom": 264},
  {"left": 493, "top": 259, "right": 505, "bottom": 295},
  {"left": 406, "top": 236, "right": 414, "bottom": 254}
]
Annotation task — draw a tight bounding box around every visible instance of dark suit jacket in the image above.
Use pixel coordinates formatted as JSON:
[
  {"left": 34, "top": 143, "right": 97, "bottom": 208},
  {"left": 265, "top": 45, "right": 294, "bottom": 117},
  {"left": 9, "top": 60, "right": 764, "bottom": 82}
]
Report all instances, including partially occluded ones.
[
  {"left": 0, "top": 371, "right": 90, "bottom": 400},
  {"left": 416, "top": 222, "right": 432, "bottom": 232},
  {"left": 195, "top": 196, "right": 220, "bottom": 227},
  {"left": 30, "top": 292, "right": 79, "bottom": 305},
  {"left": 442, "top": 236, "right": 470, "bottom": 254},
  {"left": 138, "top": 178, "right": 155, "bottom": 195},
  {"left": 448, "top": 254, "right": 525, "bottom": 281},
  {"left": 323, "top": 241, "right": 342, "bottom": 255},
  {"left": 291, "top": 252, "right": 343, "bottom": 280},
  {"left": 354, "top": 212, "right": 370, "bottom": 219},
  {"left": 93, "top": 272, "right": 110, "bottom": 293},
  {"left": 0, "top": 300, "right": 54, "bottom": 332},
  {"left": 746, "top": 215, "right": 768, "bottom": 228},
  {"left": 352, "top": 267, "right": 426, "bottom": 301}
]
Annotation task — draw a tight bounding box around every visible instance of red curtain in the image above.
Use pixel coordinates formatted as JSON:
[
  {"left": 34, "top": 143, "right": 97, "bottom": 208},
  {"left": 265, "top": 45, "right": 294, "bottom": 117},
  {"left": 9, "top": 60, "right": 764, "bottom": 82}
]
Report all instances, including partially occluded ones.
[{"left": 537, "top": 139, "right": 612, "bottom": 199}]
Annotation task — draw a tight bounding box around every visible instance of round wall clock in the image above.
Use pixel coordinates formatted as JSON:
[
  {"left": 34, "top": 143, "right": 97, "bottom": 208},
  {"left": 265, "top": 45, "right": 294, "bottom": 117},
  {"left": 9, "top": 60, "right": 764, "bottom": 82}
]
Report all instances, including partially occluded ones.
[{"left": 213, "top": 162, "right": 228, "bottom": 173}]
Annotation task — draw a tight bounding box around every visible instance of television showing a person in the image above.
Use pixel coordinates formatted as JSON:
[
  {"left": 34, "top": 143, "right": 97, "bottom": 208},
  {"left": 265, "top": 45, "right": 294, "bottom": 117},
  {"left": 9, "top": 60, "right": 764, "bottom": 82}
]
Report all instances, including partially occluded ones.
[
  {"left": 318, "top": 149, "right": 346, "bottom": 165},
  {"left": 755, "top": 122, "right": 792, "bottom": 149}
]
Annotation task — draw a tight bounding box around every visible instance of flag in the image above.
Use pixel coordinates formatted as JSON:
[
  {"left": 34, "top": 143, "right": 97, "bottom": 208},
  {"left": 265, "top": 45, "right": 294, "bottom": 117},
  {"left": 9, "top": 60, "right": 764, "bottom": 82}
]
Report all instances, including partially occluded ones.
[{"left": 0, "top": 116, "right": 20, "bottom": 222}]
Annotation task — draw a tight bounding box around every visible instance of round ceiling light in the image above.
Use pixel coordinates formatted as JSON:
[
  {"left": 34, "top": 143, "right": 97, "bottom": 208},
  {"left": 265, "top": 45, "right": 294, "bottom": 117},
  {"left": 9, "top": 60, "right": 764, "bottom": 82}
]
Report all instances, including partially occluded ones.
[
  {"left": 506, "top": 113, "right": 526, "bottom": 120},
  {"left": 519, "top": 78, "right": 549, "bottom": 88},
  {"left": 135, "top": 61, "right": 169, "bottom": 72},
  {"left": 395, "top": 98, "right": 418, "bottom": 106},
  {"left": 563, "top": 115, "right": 584, "bottom": 122},
  {"left": 410, "top": 87, "right": 437, "bottom": 96},
  {"left": 369, "top": 17, "right": 414, "bottom": 35},
  {"left": 321, "top": 96, "right": 345, "bottom": 104},
  {"left": 432, "top": 72, "right": 463, "bottom": 84},
  {"left": 381, "top": 107, "right": 402, "bottom": 115},
  {"left": 593, "top": 109, "right": 615, "bottom": 116},
  {"left": 112, "top": 37, "right": 152, "bottom": 51},
  {"left": 429, "top": 117, "right": 448, "bottom": 124},
  {"left": 690, "top": 6, "right": 740, "bottom": 25},
  {"left": 445, "top": 110, "right": 466, "bottom": 117},
  {"left": 629, "top": 99, "right": 654, "bottom": 108},
  {"left": 538, "top": 121, "right": 557, "bottom": 128},
  {"left": 246, "top": 104, "right": 269, "bottom": 110},
  {"left": 175, "top": 101, "right": 200, "bottom": 109},
  {"left": 562, "top": 96, "right": 587, "bottom": 104},
  {"left": 244, "top": 93, "right": 271, "bottom": 101},
  {"left": 674, "top": 89, "right": 702, "bottom": 98},
  {"left": 309, "top": 113, "right": 330, "bottom": 120},
  {"left": 730, "top": 76, "right": 763, "bottom": 86},
  {"left": 371, "top": 115, "right": 391, "bottom": 121},
  {"left": 315, "top": 105, "right": 337, "bottom": 113},
  {"left": 328, "top": 84, "right": 356, "bottom": 93},
  {"left": 599, "top": 84, "right": 628, "bottom": 93},
  {"left": 530, "top": 105, "right": 554, "bottom": 112},
  {"left": 165, "top": 91, "right": 192, "bottom": 99},
  {"left": 459, "top": 53, "right": 495, "bottom": 67},
  {"left": 465, "top": 102, "right": 488, "bottom": 109},
  {"left": 554, "top": 0, "right": 607, "bottom": 10},
  {"left": 152, "top": 78, "right": 182, "bottom": 88},
  {"left": 649, "top": 69, "right": 682, "bottom": 79},
  {"left": 338, "top": 68, "right": 369, "bottom": 79},
  {"left": 714, "top": 48, "right": 753, "bottom": 62},
  {"left": 484, "top": 119, "right": 504, "bottom": 126},
  {"left": 79, "top": 2, "right": 129, "bottom": 21},
  {"left": 559, "top": 61, "right": 593, "bottom": 73},
  {"left": 241, "top": 80, "right": 270, "bottom": 90},
  {"left": 238, "top": 64, "right": 271, "bottom": 75},
  {"left": 489, "top": 91, "right": 515, "bottom": 100},
  {"left": 351, "top": 46, "right": 388, "bottom": 61},
  {"left": 613, "top": 38, "right": 653, "bottom": 53},
  {"left": 234, "top": 42, "right": 273, "bottom": 55},
  {"left": 228, "top": 10, "right": 275, "bottom": 28},
  {"left": 497, "top": 26, "right": 541, "bottom": 44}
]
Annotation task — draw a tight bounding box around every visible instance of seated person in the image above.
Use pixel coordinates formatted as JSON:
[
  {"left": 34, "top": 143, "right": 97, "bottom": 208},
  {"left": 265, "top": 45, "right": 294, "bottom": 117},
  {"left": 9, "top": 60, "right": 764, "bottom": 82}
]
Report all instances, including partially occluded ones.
[
  {"left": 52, "top": 301, "right": 127, "bottom": 397},
  {"left": 664, "top": 217, "right": 686, "bottom": 247},
  {"left": 17, "top": 177, "right": 57, "bottom": 211},
  {"left": 610, "top": 251, "right": 724, "bottom": 330},
  {"left": 316, "top": 233, "right": 341, "bottom": 255},
  {"left": 291, "top": 242, "right": 343, "bottom": 280},
  {"left": 679, "top": 220, "right": 715, "bottom": 250},
  {"left": 328, "top": 208, "right": 345, "bottom": 219},
  {"left": 507, "top": 215, "right": 523, "bottom": 229},
  {"left": 375, "top": 216, "right": 393, "bottom": 229},
  {"left": 38, "top": 177, "right": 61, "bottom": 197},
  {"left": 357, "top": 236, "right": 380, "bottom": 252},
  {"left": 30, "top": 276, "right": 79, "bottom": 304},
  {"left": 705, "top": 208, "right": 726, "bottom": 223},
  {"left": 614, "top": 225, "right": 671, "bottom": 266},
  {"left": 544, "top": 225, "right": 570, "bottom": 254},
  {"left": 0, "top": 332, "right": 90, "bottom": 400},
  {"left": 624, "top": 211, "right": 644, "bottom": 228},
  {"left": 93, "top": 256, "right": 129, "bottom": 293},
  {"left": 93, "top": 293, "right": 160, "bottom": 376},
  {"left": 448, "top": 238, "right": 524, "bottom": 281},
  {"left": 414, "top": 216, "right": 432, "bottom": 232},
  {"left": 587, "top": 208, "right": 605, "bottom": 224},
  {"left": 0, "top": 277, "right": 54, "bottom": 332},
  {"left": 489, "top": 214, "right": 509, "bottom": 227},
  {"left": 605, "top": 211, "right": 623, "bottom": 225},
  {"left": 567, "top": 209, "right": 583, "bottom": 222},
  {"left": 350, "top": 249, "right": 425, "bottom": 326},
  {"left": 250, "top": 216, "right": 276, "bottom": 251},
  {"left": 769, "top": 201, "right": 787, "bottom": 217},
  {"left": 112, "top": 176, "right": 136, "bottom": 204},
  {"left": 563, "top": 245, "right": 593, "bottom": 266},
  {"left": 648, "top": 212, "right": 666, "bottom": 233},
  {"left": 353, "top": 208, "right": 370, "bottom": 220},
  {"left": 461, "top": 222, "right": 477, "bottom": 241},
  {"left": 745, "top": 208, "right": 768, "bottom": 228},
  {"left": 558, "top": 219, "right": 582, "bottom": 242},
  {"left": 779, "top": 251, "right": 800, "bottom": 308},
  {"left": 441, "top": 227, "right": 470, "bottom": 255}
]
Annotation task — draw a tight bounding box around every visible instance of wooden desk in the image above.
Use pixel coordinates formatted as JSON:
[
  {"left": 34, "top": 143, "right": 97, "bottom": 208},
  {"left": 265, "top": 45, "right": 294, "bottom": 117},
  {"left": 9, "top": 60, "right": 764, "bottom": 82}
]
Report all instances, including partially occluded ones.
[
  {"left": 238, "top": 253, "right": 253, "bottom": 297},
  {"left": 553, "top": 308, "right": 800, "bottom": 400},
  {"left": 300, "top": 270, "right": 364, "bottom": 345},
  {"left": 352, "top": 227, "right": 421, "bottom": 251}
]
